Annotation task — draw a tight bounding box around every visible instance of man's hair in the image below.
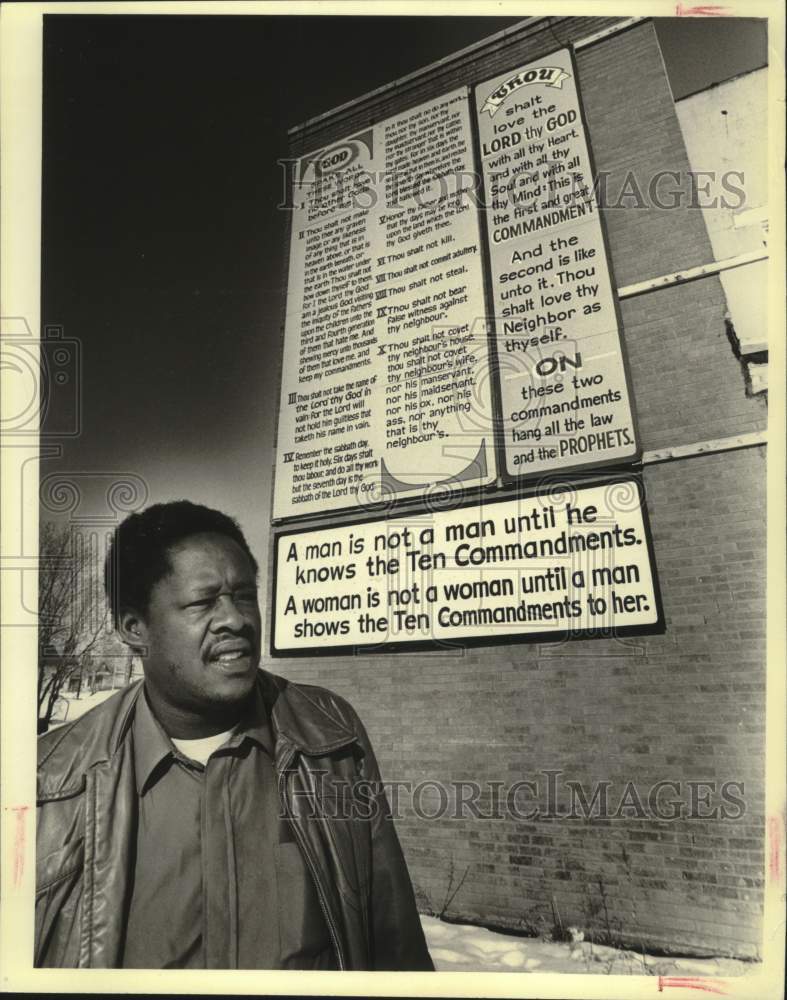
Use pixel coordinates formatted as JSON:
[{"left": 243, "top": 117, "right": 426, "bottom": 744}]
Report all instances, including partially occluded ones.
[{"left": 104, "top": 500, "right": 258, "bottom": 624}]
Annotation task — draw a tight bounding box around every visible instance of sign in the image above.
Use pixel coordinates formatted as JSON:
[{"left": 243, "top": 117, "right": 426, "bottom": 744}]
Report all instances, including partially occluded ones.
[
  {"left": 272, "top": 478, "right": 662, "bottom": 654},
  {"left": 475, "top": 49, "right": 638, "bottom": 478},
  {"left": 274, "top": 88, "right": 495, "bottom": 521}
]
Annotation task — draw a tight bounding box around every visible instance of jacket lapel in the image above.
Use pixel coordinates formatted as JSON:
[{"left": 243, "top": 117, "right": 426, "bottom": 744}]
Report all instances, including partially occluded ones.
[
  {"left": 261, "top": 673, "right": 358, "bottom": 759},
  {"left": 261, "top": 672, "right": 371, "bottom": 969},
  {"left": 80, "top": 743, "right": 137, "bottom": 968}
]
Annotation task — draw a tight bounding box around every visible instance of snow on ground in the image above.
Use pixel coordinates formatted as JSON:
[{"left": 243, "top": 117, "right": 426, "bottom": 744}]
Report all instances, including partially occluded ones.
[
  {"left": 421, "top": 915, "right": 757, "bottom": 977},
  {"left": 41, "top": 703, "right": 762, "bottom": 982}
]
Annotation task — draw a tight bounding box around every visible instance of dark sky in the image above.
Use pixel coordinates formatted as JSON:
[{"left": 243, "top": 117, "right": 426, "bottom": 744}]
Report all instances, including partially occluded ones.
[
  {"left": 40, "top": 13, "right": 767, "bottom": 570},
  {"left": 41, "top": 14, "right": 525, "bottom": 560}
]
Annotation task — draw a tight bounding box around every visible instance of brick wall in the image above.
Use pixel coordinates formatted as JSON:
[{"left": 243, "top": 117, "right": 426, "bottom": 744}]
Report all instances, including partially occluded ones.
[
  {"left": 621, "top": 277, "right": 766, "bottom": 451},
  {"left": 270, "top": 18, "right": 766, "bottom": 958}
]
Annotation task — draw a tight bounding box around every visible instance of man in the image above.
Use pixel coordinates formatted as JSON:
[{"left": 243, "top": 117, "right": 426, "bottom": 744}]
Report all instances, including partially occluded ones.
[{"left": 36, "top": 500, "right": 433, "bottom": 971}]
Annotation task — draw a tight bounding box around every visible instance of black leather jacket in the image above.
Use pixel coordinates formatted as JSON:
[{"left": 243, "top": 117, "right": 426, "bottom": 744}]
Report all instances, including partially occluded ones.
[{"left": 36, "top": 669, "right": 434, "bottom": 970}]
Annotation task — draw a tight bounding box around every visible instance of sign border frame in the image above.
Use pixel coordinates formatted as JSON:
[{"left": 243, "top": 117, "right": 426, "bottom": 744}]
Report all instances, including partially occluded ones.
[
  {"left": 270, "top": 471, "right": 666, "bottom": 657},
  {"left": 471, "top": 44, "right": 643, "bottom": 486}
]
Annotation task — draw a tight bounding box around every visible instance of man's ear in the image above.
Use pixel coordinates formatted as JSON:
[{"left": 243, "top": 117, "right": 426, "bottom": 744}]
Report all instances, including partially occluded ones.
[{"left": 117, "top": 608, "right": 149, "bottom": 654}]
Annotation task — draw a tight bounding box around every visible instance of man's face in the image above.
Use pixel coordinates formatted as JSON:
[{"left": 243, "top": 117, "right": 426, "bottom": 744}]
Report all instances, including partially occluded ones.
[{"left": 135, "top": 532, "right": 261, "bottom": 716}]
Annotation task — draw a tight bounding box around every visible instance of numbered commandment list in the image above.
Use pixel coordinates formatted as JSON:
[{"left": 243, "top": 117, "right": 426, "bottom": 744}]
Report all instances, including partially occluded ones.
[{"left": 274, "top": 88, "right": 496, "bottom": 520}]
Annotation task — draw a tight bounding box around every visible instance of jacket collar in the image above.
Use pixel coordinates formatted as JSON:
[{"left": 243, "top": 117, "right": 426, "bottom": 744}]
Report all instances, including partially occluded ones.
[
  {"left": 133, "top": 682, "right": 276, "bottom": 794},
  {"left": 37, "top": 670, "right": 357, "bottom": 800},
  {"left": 258, "top": 669, "right": 358, "bottom": 757}
]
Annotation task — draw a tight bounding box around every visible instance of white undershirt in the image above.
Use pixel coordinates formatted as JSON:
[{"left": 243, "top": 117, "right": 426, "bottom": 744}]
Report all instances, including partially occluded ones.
[{"left": 171, "top": 728, "right": 235, "bottom": 766}]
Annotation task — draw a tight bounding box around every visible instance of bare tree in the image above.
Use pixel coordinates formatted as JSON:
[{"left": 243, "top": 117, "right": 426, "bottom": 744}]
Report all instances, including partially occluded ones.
[{"left": 37, "top": 521, "right": 113, "bottom": 732}]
